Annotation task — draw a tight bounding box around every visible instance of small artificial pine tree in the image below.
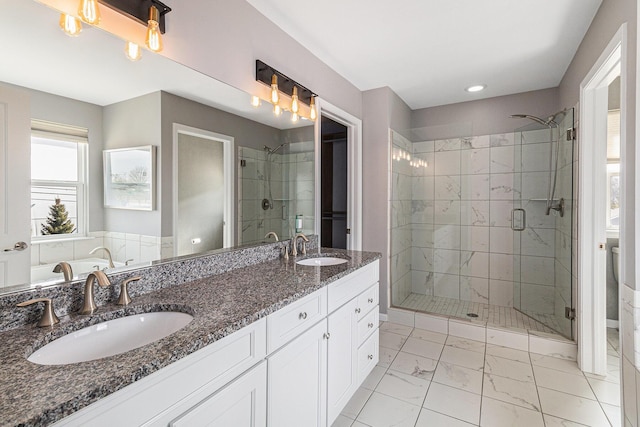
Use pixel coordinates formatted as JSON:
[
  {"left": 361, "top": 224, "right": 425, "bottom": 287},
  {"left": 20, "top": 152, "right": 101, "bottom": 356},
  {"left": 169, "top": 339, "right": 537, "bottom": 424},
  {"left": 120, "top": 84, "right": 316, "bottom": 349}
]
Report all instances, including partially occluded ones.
[{"left": 41, "top": 198, "right": 76, "bottom": 235}]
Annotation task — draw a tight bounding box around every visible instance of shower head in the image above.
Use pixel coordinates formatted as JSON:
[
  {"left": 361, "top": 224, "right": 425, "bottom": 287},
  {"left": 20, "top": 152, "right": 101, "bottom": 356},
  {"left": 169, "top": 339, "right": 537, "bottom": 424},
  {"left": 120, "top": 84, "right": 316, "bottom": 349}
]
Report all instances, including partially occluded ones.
[
  {"left": 509, "top": 114, "right": 549, "bottom": 126},
  {"left": 265, "top": 142, "right": 289, "bottom": 155}
]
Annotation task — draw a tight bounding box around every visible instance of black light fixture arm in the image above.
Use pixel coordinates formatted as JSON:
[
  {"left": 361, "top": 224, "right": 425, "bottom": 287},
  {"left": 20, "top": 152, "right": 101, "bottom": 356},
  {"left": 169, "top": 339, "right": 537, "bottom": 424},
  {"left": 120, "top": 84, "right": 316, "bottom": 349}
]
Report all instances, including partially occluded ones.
[{"left": 100, "top": 0, "right": 171, "bottom": 33}]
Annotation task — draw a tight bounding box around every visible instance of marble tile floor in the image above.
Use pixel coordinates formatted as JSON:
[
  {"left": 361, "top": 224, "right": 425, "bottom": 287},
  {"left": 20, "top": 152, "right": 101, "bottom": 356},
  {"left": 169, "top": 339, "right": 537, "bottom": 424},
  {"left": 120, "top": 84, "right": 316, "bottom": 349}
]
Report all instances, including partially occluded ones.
[
  {"left": 332, "top": 322, "right": 622, "bottom": 427},
  {"left": 397, "top": 293, "right": 563, "bottom": 335}
]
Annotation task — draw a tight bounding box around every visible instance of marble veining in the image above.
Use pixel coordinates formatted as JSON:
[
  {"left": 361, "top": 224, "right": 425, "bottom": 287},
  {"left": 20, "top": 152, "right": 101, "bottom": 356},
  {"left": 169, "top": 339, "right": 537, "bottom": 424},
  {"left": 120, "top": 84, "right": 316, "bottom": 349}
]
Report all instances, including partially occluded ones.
[{"left": 0, "top": 242, "right": 379, "bottom": 427}]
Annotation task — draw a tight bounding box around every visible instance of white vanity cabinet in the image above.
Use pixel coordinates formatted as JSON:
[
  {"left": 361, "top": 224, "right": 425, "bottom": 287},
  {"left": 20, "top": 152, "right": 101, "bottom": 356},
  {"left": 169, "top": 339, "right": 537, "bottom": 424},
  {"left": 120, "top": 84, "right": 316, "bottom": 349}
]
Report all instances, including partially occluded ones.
[{"left": 51, "top": 259, "right": 379, "bottom": 427}]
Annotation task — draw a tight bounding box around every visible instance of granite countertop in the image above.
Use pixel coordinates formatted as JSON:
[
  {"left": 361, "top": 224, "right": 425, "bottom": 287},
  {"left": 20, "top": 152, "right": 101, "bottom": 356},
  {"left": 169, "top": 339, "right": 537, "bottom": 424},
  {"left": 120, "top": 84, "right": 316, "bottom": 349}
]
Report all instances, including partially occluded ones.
[{"left": 0, "top": 249, "right": 380, "bottom": 427}]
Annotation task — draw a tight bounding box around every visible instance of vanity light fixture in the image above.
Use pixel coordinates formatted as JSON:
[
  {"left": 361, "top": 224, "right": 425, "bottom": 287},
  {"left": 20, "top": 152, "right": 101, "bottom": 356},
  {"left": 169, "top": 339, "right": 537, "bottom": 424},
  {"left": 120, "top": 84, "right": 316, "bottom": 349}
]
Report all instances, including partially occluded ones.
[
  {"left": 125, "top": 41, "right": 142, "bottom": 61},
  {"left": 251, "top": 96, "right": 262, "bottom": 107},
  {"left": 256, "top": 60, "right": 318, "bottom": 121},
  {"left": 59, "top": 13, "right": 82, "bottom": 36},
  {"left": 78, "top": 0, "right": 101, "bottom": 25},
  {"left": 465, "top": 84, "right": 486, "bottom": 93},
  {"left": 271, "top": 75, "right": 280, "bottom": 105},
  {"left": 44, "top": 0, "right": 171, "bottom": 60},
  {"left": 145, "top": 5, "right": 163, "bottom": 52}
]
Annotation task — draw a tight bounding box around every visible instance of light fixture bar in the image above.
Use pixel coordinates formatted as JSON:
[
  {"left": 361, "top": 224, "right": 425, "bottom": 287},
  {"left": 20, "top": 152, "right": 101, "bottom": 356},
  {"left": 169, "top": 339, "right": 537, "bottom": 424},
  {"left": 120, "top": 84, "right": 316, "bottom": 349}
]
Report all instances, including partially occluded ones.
[
  {"left": 256, "top": 60, "right": 316, "bottom": 106},
  {"left": 100, "top": 0, "right": 171, "bottom": 33}
]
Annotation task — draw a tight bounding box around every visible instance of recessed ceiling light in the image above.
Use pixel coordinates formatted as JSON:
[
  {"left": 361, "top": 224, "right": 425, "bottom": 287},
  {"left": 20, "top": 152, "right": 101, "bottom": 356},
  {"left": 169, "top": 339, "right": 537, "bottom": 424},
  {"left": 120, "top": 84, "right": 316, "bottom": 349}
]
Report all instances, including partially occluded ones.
[{"left": 465, "top": 84, "right": 486, "bottom": 93}]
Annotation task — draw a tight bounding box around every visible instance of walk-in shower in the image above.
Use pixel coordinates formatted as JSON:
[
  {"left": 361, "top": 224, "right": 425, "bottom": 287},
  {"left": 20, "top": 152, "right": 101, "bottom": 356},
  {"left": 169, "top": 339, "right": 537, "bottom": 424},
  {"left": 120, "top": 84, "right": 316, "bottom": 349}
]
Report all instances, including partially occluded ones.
[
  {"left": 238, "top": 137, "right": 315, "bottom": 246},
  {"left": 389, "top": 108, "right": 576, "bottom": 339}
]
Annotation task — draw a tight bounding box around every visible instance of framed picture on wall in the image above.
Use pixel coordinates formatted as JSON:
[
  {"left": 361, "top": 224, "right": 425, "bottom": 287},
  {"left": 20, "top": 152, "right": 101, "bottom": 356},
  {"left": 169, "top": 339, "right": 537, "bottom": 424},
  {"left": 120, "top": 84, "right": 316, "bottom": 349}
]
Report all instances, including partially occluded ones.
[{"left": 103, "top": 145, "right": 156, "bottom": 210}]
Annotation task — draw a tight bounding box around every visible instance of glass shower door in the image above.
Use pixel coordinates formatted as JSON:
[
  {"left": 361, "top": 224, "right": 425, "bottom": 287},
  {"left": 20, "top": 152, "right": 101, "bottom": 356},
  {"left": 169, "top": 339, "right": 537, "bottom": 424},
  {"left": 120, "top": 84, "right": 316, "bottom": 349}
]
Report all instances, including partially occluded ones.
[{"left": 512, "top": 108, "right": 575, "bottom": 339}]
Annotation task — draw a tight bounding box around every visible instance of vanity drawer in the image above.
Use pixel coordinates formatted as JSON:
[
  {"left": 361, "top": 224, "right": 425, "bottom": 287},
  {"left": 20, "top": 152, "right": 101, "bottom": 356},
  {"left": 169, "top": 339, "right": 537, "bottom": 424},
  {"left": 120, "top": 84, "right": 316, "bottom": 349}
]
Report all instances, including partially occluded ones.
[
  {"left": 328, "top": 260, "right": 379, "bottom": 312},
  {"left": 356, "top": 283, "right": 379, "bottom": 320},
  {"left": 357, "top": 308, "right": 379, "bottom": 346},
  {"left": 357, "top": 331, "right": 379, "bottom": 386},
  {"left": 267, "top": 287, "right": 327, "bottom": 354}
]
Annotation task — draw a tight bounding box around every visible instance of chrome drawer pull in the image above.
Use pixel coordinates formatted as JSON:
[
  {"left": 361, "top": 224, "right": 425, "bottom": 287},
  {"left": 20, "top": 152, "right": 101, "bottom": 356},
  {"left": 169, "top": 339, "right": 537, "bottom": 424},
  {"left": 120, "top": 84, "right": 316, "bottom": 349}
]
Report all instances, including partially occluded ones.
[
  {"left": 355, "top": 308, "right": 361, "bottom": 314},
  {"left": 368, "top": 322, "right": 374, "bottom": 328},
  {"left": 323, "top": 332, "right": 331, "bottom": 340},
  {"left": 367, "top": 354, "right": 373, "bottom": 360},
  {"left": 299, "top": 312, "right": 307, "bottom": 320},
  {"left": 368, "top": 298, "right": 374, "bottom": 303}
]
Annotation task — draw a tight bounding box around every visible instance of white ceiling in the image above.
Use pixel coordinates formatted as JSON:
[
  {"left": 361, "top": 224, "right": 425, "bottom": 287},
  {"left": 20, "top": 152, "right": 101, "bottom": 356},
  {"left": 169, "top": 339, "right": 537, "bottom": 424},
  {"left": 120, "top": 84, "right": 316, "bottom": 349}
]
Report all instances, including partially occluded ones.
[{"left": 246, "top": 0, "right": 603, "bottom": 109}]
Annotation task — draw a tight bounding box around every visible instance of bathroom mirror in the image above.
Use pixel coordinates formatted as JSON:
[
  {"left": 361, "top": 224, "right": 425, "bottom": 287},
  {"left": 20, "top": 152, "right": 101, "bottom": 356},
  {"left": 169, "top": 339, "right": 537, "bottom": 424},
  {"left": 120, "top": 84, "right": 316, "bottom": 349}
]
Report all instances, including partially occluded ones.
[{"left": 0, "top": 0, "right": 315, "bottom": 293}]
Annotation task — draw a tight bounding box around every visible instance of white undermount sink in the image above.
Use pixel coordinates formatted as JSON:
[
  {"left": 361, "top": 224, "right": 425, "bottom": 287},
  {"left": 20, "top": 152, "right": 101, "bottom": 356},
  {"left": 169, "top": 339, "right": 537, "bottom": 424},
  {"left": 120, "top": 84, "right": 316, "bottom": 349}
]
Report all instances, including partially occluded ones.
[
  {"left": 296, "top": 257, "right": 349, "bottom": 266},
  {"left": 28, "top": 312, "right": 193, "bottom": 365}
]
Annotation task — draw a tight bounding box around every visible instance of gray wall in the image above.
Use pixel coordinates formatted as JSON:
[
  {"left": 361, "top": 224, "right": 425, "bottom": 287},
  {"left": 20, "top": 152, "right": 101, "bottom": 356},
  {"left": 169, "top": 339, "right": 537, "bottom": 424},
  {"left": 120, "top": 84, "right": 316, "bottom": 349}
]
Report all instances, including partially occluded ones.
[
  {"left": 410, "top": 88, "right": 559, "bottom": 139},
  {"left": 103, "top": 92, "right": 162, "bottom": 236},
  {"left": 362, "top": 87, "right": 412, "bottom": 313},
  {"left": 558, "top": 0, "right": 637, "bottom": 291},
  {"left": 160, "top": 91, "right": 283, "bottom": 238},
  {"left": 22, "top": 84, "right": 105, "bottom": 232},
  {"left": 161, "top": 0, "right": 362, "bottom": 119}
]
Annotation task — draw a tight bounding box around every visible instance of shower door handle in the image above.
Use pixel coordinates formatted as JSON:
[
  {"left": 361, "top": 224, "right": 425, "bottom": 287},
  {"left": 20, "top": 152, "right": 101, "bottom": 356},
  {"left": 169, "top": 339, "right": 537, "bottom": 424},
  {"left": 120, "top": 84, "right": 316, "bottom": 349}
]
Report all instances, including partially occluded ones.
[{"left": 511, "top": 208, "right": 526, "bottom": 231}]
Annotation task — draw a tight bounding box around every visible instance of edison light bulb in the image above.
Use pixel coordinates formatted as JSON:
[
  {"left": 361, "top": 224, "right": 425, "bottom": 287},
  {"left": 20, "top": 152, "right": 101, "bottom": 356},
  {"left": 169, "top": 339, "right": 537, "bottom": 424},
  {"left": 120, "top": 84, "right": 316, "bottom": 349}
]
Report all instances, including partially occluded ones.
[
  {"left": 59, "top": 13, "right": 82, "bottom": 36},
  {"left": 146, "top": 6, "right": 163, "bottom": 52},
  {"left": 291, "top": 86, "right": 299, "bottom": 114},
  {"left": 251, "top": 96, "right": 261, "bottom": 107},
  {"left": 273, "top": 104, "right": 282, "bottom": 116},
  {"left": 271, "top": 75, "right": 280, "bottom": 104},
  {"left": 125, "top": 41, "right": 141, "bottom": 61},
  {"left": 78, "top": 0, "right": 100, "bottom": 25},
  {"left": 309, "top": 96, "right": 317, "bottom": 121},
  {"left": 291, "top": 112, "right": 299, "bottom": 123}
]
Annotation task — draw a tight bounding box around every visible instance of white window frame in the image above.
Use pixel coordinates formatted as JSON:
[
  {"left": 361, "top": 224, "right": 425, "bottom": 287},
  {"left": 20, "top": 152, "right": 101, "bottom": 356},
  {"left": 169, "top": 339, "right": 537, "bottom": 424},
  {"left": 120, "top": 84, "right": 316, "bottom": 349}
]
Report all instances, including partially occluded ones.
[{"left": 30, "top": 120, "right": 89, "bottom": 241}]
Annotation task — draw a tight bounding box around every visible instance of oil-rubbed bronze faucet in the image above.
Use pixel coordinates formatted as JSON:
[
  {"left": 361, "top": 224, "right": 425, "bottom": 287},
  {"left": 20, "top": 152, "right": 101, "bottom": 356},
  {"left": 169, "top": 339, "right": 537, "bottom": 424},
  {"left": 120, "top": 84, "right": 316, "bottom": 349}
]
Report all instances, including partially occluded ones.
[
  {"left": 17, "top": 298, "right": 60, "bottom": 327},
  {"left": 79, "top": 271, "right": 111, "bottom": 315},
  {"left": 52, "top": 261, "right": 73, "bottom": 281},
  {"left": 291, "top": 233, "right": 309, "bottom": 257}
]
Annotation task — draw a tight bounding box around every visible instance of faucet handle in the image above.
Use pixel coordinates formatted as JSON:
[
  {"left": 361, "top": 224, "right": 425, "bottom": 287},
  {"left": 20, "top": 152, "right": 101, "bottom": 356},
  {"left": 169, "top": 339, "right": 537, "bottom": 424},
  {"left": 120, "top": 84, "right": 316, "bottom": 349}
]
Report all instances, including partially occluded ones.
[
  {"left": 117, "top": 276, "right": 141, "bottom": 306},
  {"left": 17, "top": 298, "right": 60, "bottom": 327}
]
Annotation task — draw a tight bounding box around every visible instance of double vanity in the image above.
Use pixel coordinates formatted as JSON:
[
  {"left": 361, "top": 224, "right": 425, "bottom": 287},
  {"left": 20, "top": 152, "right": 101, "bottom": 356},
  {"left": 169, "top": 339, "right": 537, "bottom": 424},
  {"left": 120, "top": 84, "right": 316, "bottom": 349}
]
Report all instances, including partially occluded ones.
[{"left": 0, "top": 240, "right": 380, "bottom": 427}]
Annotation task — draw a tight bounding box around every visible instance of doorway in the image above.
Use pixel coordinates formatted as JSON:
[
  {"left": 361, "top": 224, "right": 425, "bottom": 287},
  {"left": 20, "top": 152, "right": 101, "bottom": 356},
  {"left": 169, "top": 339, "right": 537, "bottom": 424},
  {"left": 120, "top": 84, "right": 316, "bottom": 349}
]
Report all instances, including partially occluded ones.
[
  {"left": 579, "top": 25, "right": 625, "bottom": 377},
  {"left": 321, "top": 117, "right": 348, "bottom": 249},
  {"left": 172, "top": 124, "right": 234, "bottom": 256},
  {"left": 317, "top": 100, "right": 363, "bottom": 250}
]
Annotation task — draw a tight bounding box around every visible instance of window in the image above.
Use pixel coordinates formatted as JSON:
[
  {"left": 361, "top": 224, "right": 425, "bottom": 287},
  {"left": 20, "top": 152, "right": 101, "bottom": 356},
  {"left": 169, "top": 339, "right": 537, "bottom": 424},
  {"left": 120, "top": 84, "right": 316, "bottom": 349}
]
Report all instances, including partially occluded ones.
[{"left": 31, "top": 120, "right": 88, "bottom": 239}]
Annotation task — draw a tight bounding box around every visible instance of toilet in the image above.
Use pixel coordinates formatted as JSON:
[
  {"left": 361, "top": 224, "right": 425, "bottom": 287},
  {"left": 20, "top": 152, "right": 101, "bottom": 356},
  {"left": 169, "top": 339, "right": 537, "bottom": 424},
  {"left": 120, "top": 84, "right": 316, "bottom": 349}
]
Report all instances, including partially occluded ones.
[{"left": 612, "top": 247, "right": 620, "bottom": 284}]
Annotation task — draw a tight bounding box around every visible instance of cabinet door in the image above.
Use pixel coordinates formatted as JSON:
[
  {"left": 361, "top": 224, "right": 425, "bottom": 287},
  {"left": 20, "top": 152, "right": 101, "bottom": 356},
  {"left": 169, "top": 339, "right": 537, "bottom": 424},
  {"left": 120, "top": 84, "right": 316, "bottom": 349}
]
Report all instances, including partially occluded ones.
[
  {"left": 267, "top": 320, "right": 327, "bottom": 427},
  {"left": 170, "top": 361, "right": 267, "bottom": 427},
  {"left": 327, "top": 298, "right": 358, "bottom": 425}
]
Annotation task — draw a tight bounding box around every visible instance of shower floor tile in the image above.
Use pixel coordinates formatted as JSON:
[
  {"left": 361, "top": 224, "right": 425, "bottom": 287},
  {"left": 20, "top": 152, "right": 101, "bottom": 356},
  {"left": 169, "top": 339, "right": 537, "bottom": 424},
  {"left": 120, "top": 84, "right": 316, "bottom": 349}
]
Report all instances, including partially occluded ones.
[{"left": 398, "top": 293, "right": 560, "bottom": 334}]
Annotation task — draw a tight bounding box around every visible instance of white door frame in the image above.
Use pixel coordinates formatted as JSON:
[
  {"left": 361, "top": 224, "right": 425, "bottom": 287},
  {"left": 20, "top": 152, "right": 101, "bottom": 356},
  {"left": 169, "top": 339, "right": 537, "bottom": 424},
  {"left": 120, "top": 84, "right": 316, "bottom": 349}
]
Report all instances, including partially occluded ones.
[
  {"left": 316, "top": 99, "right": 363, "bottom": 250},
  {"left": 172, "top": 123, "right": 235, "bottom": 252},
  {"left": 578, "top": 24, "right": 626, "bottom": 375}
]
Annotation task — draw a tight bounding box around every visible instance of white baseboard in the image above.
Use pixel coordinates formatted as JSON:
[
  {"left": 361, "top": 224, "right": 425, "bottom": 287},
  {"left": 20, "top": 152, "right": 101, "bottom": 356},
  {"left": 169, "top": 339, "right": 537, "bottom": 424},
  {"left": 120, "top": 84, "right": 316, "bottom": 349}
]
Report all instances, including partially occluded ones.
[
  {"left": 379, "top": 313, "right": 388, "bottom": 322},
  {"left": 606, "top": 319, "right": 619, "bottom": 329}
]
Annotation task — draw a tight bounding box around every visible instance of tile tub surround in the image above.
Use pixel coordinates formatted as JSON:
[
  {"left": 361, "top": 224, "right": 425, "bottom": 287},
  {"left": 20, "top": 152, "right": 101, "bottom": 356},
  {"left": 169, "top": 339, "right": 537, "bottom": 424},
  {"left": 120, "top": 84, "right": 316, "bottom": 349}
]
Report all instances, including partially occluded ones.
[
  {"left": 0, "top": 237, "right": 318, "bottom": 332},
  {"left": 0, "top": 245, "right": 380, "bottom": 426}
]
